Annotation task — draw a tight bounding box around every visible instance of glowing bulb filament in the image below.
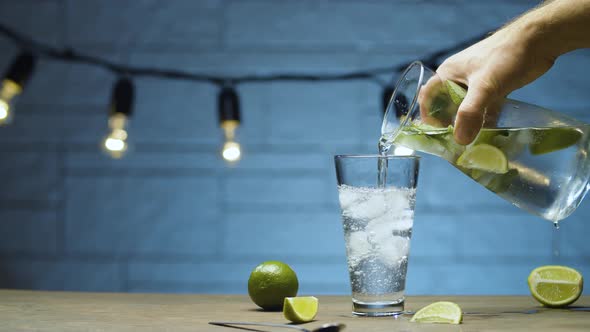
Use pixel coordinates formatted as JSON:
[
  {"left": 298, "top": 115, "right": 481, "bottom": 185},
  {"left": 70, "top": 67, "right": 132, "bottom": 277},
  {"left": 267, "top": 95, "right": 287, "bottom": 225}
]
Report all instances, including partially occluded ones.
[
  {"left": 0, "top": 100, "right": 10, "bottom": 123},
  {"left": 222, "top": 141, "right": 241, "bottom": 162},
  {"left": 0, "top": 80, "right": 21, "bottom": 125},
  {"left": 105, "top": 137, "right": 126, "bottom": 152},
  {"left": 102, "top": 131, "right": 128, "bottom": 159},
  {"left": 102, "top": 113, "right": 129, "bottom": 159},
  {"left": 220, "top": 120, "right": 241, "bottom": 163}
]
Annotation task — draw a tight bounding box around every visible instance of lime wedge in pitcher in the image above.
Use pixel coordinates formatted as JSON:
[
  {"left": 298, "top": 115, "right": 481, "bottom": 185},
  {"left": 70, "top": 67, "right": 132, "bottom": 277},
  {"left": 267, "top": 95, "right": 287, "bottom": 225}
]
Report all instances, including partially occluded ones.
[
  {"left": 394, "top": 124, "right": 464, "bottom": 161},
  {"left": 456, "top": 144, "right": 509, "bottom": 174},
  {"left": 529, "top": 127, "right": 583, "bottom": 155},
  {"left": 445, "top": 80, "right": 467, "bottom": 105}
]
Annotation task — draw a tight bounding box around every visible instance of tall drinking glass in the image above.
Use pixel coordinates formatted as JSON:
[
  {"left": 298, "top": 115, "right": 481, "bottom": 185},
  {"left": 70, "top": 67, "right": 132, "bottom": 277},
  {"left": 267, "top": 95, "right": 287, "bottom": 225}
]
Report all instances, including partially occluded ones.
[{"left": 334, "top": 155, "right": 420, "bottom": 316}]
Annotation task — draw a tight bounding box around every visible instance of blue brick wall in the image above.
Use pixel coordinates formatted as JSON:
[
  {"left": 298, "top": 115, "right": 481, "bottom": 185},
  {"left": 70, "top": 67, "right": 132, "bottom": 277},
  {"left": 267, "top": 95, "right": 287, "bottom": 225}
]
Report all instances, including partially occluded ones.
[{"left": 0, "top": 0, "right": 589, "bottom": 296}]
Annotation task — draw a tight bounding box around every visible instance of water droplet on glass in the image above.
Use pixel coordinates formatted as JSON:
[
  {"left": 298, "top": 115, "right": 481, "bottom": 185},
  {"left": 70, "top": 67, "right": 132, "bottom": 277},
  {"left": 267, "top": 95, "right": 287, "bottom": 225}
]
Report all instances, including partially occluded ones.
[{"left": 552, "top": 221, "right": 560, "bottom": 262}]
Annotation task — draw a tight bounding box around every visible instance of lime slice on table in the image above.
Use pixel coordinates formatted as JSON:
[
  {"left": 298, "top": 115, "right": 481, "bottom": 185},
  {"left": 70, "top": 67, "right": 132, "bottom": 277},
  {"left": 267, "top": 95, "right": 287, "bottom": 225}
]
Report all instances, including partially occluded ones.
[
  {"left": 283, "top": 296, "right": 319, "bottom": 323},
  {"left": 410, "top": 301, "right": 463, "bottom": 324},
  {"left": 445, "top": 80, "right": 467, "bottom": 105},
  {"left": 528, "top": 265, "right": 583, "bottom": 308},
  {"left": 529, "top": 127, "right": 583, "bottom": 155},
  {"left": 456, "top": 144, "right": 509, "bottom": 174}
]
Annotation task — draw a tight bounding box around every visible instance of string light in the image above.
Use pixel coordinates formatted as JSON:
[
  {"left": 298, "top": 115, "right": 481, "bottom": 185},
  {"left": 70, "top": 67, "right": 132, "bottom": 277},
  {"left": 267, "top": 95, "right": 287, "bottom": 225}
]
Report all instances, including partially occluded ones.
[
  {"left": 218, "top": 86, "right": 241, "bottom": 163},
  {"left": 0, "top": 22, "right": 490, "bottom": 161},
  {"left": 0, "top": 23, "right": 487, "bottom": 86},
  {"left": 102, "top": 78, "right": 134, "bottom": 159},
  {"left": 0, "top": 52, "right": 36, "bottom": 125}
]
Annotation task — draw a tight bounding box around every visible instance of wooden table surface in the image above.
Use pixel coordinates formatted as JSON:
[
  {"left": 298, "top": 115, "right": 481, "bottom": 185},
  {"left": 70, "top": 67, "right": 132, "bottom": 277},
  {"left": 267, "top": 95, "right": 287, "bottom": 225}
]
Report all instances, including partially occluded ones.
[{"left": 0, "top": 290, "right": 588, "bottom": 331}]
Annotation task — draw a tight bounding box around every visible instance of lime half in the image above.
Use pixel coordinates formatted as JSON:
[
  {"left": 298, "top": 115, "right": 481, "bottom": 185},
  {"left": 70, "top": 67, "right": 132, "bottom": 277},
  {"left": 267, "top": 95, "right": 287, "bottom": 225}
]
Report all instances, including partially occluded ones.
[
  {"left": 445, "top": 80, "right": 467, "bottom": 105},
  {"left": 283, "top": 296, "right": 319, "bottom": 323},
  {"left": 530, "top": 127, "right": 582, "bottom": 155},
  {"left": 248, "top": 261, "right": 299, "bottom": 310},
  {"left": 528, "top": 265, "right": 583, "bottom": 308},
  {"left": 410, "top": 301, "right": 463, "bottom": 324},
  {"left": 456, "top": 144, "right": 509, "bottom": 174}
]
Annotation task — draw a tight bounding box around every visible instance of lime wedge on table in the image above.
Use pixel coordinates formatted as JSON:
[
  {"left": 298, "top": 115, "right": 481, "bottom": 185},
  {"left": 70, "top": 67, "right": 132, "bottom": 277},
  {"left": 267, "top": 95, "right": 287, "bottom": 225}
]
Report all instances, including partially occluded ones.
[
  {"left": 529, "top": 127, "right": 582, "bottom": 155},
  {"left": 456, "top": 144, "right": 509, "bottom": 174},
  {"left": 528, "top": 265, "right": 583, "bottom": 308},
  {"left": 410, "top": 301, "right": 463, "bottom": 324},
  {"left": 283, "top": 296, "right": 318, "bottom": 323},
  {"left": 445, "top": 80, "right": 467, "bottom": 105}
]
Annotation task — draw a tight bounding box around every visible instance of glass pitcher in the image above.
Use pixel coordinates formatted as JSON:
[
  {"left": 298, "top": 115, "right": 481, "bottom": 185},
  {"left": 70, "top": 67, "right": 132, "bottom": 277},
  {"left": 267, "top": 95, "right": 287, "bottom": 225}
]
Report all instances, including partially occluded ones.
[{"left": 380, "top": 61, "right": 590, "bottom": 223}]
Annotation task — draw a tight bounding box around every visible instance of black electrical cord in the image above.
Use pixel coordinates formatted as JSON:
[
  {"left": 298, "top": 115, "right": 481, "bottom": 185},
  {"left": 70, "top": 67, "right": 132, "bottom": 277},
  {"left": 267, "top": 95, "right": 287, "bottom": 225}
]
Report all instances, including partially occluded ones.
[{"left": 0, "top": 22, "right": 492, "bottom": 86}]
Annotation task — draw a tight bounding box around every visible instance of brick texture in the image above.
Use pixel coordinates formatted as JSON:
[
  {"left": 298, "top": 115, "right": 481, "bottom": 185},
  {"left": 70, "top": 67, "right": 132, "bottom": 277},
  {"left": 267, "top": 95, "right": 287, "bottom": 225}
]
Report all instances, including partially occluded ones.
[
  {"left": 64, "top": 176, "right": 219, "bottom": 257},
  {"left": 66, "top": 0, "right": 222, "bottom": 52},
  {"left": 0, "top": 0, "right": 588, "bottom": 296}
]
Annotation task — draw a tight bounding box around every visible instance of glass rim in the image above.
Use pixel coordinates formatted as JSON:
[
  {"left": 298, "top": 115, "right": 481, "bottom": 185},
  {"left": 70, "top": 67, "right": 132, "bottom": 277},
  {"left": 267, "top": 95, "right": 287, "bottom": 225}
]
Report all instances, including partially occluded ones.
[
  {"left": 334, "top": 154, "right": 420, "bottom": 160},
  {"left": 381, "top": 60, "right": 427, "bottom": 138}
]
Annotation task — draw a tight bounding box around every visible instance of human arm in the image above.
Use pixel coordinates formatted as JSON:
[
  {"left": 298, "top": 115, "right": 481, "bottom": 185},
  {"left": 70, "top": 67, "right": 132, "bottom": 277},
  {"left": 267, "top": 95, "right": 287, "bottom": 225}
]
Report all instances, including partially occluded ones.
[{"left": 437, "top": 0, "right": 590, "bottom": 145}]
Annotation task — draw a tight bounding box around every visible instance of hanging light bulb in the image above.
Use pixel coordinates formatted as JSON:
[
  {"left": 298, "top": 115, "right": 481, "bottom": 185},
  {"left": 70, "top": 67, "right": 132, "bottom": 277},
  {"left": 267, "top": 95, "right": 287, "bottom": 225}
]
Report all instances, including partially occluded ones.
[
  {"left": 0, "top": 52, "right": 36, "bottom": 126},
  {"left": 102, "top": 77, "right": 134, "bottom": 159},
  {"left": 218, "top": 86, "right": 241, "bottom": 163}
]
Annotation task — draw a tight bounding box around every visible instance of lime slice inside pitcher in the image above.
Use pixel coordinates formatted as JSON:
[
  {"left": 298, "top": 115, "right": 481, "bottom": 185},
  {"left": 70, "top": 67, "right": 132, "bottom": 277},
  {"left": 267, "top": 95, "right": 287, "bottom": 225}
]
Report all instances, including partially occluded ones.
[
  {"left": 445, "top": 80, "right": 467, "bottom": 105},
  {"left": 529, "top": 127, "right": 583, "bottom": 155},
  {"left": 456, "top": 144, "right": 509, "bottom": 174}
]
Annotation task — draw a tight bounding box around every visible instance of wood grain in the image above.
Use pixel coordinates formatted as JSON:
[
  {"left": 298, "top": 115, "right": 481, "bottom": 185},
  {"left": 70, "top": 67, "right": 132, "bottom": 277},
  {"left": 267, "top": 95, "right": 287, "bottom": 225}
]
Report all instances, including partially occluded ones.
[{"left": 0, "top": 290, "right": 588, "bottom": 331}]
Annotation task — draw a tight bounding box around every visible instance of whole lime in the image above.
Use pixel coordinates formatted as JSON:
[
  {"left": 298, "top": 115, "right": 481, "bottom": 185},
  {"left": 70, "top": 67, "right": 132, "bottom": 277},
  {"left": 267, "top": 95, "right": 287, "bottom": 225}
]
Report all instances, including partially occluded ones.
[{"left": 248, "top": 261, "right": 299, "bottom": 310}]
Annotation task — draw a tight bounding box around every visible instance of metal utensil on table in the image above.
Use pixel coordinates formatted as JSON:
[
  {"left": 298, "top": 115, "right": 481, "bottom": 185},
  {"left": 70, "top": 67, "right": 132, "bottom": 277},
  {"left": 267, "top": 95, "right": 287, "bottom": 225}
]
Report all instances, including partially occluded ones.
[
  {"left": 403, "top": 309, "right": 539, "bottom": 316},
  {"left": 209, "top": 321, "right": 345, "bottom": 332}
]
